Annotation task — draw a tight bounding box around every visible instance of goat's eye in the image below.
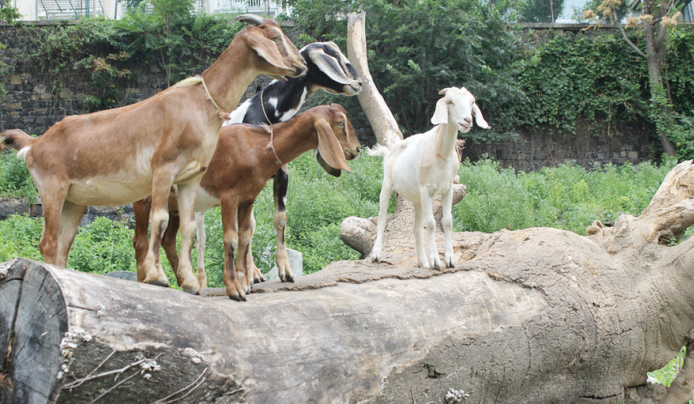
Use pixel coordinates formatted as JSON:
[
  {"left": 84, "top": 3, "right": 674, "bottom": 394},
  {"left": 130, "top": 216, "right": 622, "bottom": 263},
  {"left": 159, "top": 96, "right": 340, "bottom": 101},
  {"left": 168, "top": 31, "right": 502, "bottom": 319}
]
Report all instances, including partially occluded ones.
[
  {"left": 337, "top": 121, "right": 345, "bottom": 127},
  {"left": 273, "top": 37, "right": 282, "bottom": 43}
]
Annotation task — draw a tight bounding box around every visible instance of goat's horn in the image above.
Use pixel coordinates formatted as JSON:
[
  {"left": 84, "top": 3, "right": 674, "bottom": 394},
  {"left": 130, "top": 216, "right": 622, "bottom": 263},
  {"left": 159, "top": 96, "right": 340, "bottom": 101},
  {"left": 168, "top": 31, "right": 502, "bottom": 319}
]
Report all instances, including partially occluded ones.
[{"left": 236, "top": 14, "right": 264, "bottom": 26}]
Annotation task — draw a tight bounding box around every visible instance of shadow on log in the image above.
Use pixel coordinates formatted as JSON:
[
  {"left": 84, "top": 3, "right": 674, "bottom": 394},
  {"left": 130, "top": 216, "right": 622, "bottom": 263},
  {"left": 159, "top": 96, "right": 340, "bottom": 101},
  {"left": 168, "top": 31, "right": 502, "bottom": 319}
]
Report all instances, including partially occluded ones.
[{"left": 4, "top": 157, "right": 694, "bottom": 402}]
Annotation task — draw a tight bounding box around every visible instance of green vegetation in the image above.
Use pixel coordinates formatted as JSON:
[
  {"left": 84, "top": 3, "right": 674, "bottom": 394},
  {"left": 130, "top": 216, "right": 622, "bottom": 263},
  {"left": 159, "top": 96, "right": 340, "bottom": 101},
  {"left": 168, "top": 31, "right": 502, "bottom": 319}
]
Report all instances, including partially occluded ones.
[
  {"left": 456, "top": 156, "right": 675, "bottom": 234},
  {"left": 293, "top": 0, "right": 526, "bottom": 141},
  {"left": 0, "top": 150, "right": 39, "bottom": 203},
  {"left": 6, "top": 1, "right": 694, "bottom": 156},
  {"left": 0, "top": 151, "right": 679, "bottom": 278}
]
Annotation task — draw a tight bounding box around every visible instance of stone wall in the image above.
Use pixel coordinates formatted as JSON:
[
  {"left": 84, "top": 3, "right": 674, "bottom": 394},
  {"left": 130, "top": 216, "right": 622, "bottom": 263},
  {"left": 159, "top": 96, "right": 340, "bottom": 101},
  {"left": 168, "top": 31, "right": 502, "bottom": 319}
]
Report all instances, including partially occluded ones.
[
  {"left": 0, "top": 21, "right": 270, "bottom": 136},
  {"left": 464, "top": 125, "right": 653, "bottom": 172},
  {"left": 1, "top": 21, "right": 655, "bottom": 172}
]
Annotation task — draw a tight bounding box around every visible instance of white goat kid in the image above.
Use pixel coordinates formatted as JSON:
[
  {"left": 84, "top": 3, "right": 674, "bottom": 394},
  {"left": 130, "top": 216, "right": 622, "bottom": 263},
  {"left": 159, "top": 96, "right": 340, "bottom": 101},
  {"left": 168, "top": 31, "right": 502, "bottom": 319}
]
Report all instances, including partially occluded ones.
[{"left": 369, "top": 87, "right": 489, "bottom": 269}]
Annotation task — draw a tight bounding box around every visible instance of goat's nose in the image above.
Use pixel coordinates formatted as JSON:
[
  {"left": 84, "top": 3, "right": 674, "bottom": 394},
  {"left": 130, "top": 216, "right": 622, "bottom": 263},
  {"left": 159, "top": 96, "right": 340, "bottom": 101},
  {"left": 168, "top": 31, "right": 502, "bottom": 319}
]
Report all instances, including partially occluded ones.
[
  {"left": 357, "top": 80, "right": 363, "bottom": 87},
  {"left": 463, "top": 117, "right": 472, "bottom": 125},
  {"left": 356, "top": 146, "right": 362, "bottom": 154}
]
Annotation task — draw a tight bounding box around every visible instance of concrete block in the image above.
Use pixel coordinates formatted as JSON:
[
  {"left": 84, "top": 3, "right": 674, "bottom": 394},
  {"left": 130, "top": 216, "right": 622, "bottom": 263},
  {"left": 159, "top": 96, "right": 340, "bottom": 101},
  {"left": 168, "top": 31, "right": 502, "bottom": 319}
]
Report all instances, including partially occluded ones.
[{"left": 265, "top": 248, "right": 303, "bottom": 281}]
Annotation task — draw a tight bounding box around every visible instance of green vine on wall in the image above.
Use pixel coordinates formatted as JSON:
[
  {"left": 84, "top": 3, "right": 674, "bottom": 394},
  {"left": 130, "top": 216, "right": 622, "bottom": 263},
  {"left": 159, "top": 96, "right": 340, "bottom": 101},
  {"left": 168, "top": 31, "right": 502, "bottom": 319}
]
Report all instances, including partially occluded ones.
[{"left": 511, "top": 32, "right": 650, "bottom": 137}]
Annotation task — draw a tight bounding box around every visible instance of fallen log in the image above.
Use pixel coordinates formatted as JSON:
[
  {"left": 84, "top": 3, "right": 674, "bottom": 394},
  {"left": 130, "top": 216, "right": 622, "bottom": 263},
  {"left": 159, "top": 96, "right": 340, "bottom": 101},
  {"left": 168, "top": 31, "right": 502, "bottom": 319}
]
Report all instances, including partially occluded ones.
[{"left": 2, "top": 164, "right": 694, "bottom": 403}]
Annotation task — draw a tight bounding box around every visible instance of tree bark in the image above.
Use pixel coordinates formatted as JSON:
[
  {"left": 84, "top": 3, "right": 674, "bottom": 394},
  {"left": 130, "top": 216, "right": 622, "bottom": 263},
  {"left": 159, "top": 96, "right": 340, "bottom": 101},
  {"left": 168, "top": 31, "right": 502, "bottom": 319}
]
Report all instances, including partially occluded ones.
[
  {"left": 346, "top": 11, "right": 403, "bottom": 149},
  {"left": 3, "top": 162, "right": 694, "bottom": 403}
]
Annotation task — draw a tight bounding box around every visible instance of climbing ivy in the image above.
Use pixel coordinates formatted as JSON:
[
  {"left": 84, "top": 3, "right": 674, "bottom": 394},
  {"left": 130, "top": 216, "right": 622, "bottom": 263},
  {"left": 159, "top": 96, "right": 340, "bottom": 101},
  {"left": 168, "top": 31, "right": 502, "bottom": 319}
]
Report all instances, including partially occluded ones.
[
  {"left": 25, "top": 11, "right": 244, "bottom": 109},
  {"left": 511, "top": 32, "right": 650, "bottom": 137}
]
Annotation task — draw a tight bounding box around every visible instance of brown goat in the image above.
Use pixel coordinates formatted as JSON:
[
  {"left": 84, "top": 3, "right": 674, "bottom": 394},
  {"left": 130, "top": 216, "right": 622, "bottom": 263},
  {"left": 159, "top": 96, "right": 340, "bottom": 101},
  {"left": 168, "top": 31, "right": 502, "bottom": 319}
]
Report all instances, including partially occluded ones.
[
  {"left": 132, "top": 104, "right": 360, "bottom": 300},
  {"left": 0, "top": 15, "right": 306, "bottom": 294}
]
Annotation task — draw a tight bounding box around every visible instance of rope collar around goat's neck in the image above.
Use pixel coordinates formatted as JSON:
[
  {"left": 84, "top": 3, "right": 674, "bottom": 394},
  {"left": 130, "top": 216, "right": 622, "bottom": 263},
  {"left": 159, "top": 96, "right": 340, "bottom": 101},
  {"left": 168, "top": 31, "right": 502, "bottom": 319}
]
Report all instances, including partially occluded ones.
[
  {"left": 200, "top": 77, "right": 231, "bottom": 120},
  {"left": 260, "top": 88, "right": 284, "bottom": 166}
]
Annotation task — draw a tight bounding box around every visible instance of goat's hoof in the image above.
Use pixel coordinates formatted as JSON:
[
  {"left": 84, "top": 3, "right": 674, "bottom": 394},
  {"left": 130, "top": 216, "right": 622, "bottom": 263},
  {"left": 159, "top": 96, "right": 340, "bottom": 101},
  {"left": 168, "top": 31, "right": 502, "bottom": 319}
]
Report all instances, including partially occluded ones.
[
  {"left": 282, "top": 273, "right": 295, "bottom": 283},
  {"left": 228, "top": 293, "right": 247, "bottom": 302},
  {"left": 183, "top": 286, "right": 200, "bottom": 295},
  {"left": 145, "top": 277, "right": 170, "bottom": 288}
]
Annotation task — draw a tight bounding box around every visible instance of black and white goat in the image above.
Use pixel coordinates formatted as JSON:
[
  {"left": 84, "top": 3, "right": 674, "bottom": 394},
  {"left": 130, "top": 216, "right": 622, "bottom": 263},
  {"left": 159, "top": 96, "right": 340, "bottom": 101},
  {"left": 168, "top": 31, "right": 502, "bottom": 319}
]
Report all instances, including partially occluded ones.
[{"left": 193, "top": 41, "right": 362, "bottom": 286}]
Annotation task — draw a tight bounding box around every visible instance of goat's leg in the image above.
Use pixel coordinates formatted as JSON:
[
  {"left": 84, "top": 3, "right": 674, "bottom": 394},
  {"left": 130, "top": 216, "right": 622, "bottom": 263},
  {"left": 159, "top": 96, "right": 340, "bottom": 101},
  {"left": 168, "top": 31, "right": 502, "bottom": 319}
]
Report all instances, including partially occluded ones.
[
  {"left": 273, "top": 168, "right": 292, "bottom": 281},
  {"left": 236, "top": 203, "right": 255, "bottom": 293},
  {"left": 441, "top": 186, "right": 455, "bottom": 268},
  {"left": 371, "top": 176, "right": 393, "bottom": 263},
  {"left": 161, "top": 212, "right": 180, "bottom": 283},
  {"left": 247, "top": 210, "right": 265, "bottom": 283},
  {"left": 142, "top": 171, "right": 174, "bottom": 287},
  {"left": 133, "top": 198, "right": 164, "bottom": 284},
  {"left": 56, "top": 200, "right": 87, "bottom": 267},
  {"left": 420, "top": 192, "right": 441, "bottom": 270},
  {"left": 194, "top": 212, "right": 208, "bottom": 289},
  {"left": 221, "top": 196, "right": 245, "bottom": 301},
  {"left": 36, "top": 179, "right": 69, "bottom": 266},
  {"left": 237, "top": 209, "right": 265, "bottom": 287},
  {"left": 175, "top": 182, "right": 201, "bottom": 295},
  {"left": 412, "top": 203, "right": 431, "bottom": 269}
]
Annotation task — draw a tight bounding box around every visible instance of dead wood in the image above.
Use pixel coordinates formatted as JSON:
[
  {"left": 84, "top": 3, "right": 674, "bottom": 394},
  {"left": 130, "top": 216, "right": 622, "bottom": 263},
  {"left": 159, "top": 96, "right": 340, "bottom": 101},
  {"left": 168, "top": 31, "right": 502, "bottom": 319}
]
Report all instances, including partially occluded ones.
[{"left": 3, "top": 159, "right": 694, "bottom": 403}]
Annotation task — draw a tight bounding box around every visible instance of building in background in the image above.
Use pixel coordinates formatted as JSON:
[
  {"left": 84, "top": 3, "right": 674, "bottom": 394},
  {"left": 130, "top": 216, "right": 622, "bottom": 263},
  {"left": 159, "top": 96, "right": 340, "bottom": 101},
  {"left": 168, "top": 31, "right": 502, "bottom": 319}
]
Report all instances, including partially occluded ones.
[{"left": 10, "top": 0, "right": 290, "bottom": 21}]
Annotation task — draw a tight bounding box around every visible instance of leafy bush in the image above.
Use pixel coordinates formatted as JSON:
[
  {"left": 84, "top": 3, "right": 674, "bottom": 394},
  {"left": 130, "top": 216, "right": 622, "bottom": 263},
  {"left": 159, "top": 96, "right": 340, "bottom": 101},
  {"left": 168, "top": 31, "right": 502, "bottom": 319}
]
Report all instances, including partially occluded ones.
[
  {"left": 0, "top": 214, "right": 137, "bottom": 274},
  {"left": 455, "top": 157, "right": 675, "bottom": 235},
  {"left": 0, "top": 214, "right": 43, "bottom": 262},
  {"left": 511, "top": 33, "right": 650, "bottom": 137},
  {"left": 68, "top": 217, "right": 137, "bottom": 274},
  {"left": 0, "top": 150, "right": 39, "bottom": 202}
]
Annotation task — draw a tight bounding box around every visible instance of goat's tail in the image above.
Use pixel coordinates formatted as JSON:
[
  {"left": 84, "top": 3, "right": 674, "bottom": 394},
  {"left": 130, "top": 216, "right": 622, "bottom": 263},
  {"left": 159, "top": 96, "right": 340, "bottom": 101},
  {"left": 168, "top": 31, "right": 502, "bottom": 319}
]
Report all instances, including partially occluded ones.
[
  {"left": 1, "top": 129, "right": 37, "bottom": 161},
  {"left": 366, "top": 144, "right": 391, "bottom": 161}
]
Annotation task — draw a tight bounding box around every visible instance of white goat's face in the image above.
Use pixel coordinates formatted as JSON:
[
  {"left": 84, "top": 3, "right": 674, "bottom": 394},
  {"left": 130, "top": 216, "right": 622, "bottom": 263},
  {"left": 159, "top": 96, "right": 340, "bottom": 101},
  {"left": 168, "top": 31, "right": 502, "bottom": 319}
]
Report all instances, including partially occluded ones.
[{"left": 431, "top": 87, "right": 490, "bottom": 133}]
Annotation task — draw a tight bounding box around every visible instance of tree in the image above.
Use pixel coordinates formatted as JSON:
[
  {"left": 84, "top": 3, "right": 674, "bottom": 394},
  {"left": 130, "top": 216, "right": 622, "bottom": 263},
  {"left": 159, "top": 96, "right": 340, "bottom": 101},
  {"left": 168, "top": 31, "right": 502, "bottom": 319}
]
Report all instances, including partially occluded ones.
[
  {"left": 520, "top": 0, "right": 565, "bottom": 22},
  {"left": 584, "top": 0, "right": 685, "bottom": 156},
  {"left": 291, "top": 0, "right": 527, "bottom": 141}
]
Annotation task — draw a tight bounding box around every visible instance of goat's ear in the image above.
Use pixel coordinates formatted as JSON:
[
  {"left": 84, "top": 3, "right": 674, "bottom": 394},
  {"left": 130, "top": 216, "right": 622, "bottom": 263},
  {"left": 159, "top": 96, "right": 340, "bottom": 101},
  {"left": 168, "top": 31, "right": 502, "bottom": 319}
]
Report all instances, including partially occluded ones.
[
  {"left": 316, "top": 152, "right": 342, "bottom": 177},
  {"left": 308, "top": 47, "right": 354, "bottom": 85},
  {"left": 473, "top": 103, "right": 490, "bottom": 129},
  {"left": 431, "top": 97, "right": 449, "bottom": 125},
  {"left": 247, "top": 34, "right": 293, "bottom": 73},
  {"left": 315, "top": 118, "right": 351, "bottom": 173}
]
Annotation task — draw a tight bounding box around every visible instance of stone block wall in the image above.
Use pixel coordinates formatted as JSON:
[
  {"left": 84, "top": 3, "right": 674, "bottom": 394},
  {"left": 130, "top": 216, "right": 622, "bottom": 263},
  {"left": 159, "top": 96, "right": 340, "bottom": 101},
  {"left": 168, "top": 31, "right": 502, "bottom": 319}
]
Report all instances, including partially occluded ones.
[
  {"left": 0, "top": 22, "right": 270, "bottom": 136},
  {"left": 464, "top": 126, "right": 653, "bottom": 172},
  {"left": 1, "top": 21, "right": 655, "bottom": 173}
]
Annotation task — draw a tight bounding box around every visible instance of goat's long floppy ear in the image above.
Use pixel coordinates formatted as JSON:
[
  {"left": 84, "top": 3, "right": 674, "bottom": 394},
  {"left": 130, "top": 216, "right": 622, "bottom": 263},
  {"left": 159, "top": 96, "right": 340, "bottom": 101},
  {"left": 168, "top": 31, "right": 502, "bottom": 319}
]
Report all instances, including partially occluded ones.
[
  {"left": 308, "top": 47, "right": 355, "bottom": 85},
  {"left": 431, "top": 97, "right": 449, "bottom": 126},
  {"left": 235, "top": 14, "right": 264, "bottom": 26},
  {"left": 247, "top": 34, "right": 294, "bottom": 74},
  {"left": 473, "top": 103, "right": 491, "bottom": 129},
  {"left": 315, "top": 118, "right": 351, "bottom": 173},
  {"left": 316, "top": 152, "right": 342, "bottom": 177}
]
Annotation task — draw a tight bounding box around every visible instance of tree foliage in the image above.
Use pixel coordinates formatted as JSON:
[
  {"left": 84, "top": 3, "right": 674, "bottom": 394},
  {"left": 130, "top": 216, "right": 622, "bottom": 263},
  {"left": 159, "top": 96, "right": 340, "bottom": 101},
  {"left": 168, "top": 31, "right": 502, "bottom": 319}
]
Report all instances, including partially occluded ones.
[
  {"left": 511, "top": 32, "right": 650, "bottom": 136},
  {"left": 519, "top": 0, "right": 566, "bottom": 23},
  {"left": 293, "top": 0, "right": 528, "bottom": 142}
]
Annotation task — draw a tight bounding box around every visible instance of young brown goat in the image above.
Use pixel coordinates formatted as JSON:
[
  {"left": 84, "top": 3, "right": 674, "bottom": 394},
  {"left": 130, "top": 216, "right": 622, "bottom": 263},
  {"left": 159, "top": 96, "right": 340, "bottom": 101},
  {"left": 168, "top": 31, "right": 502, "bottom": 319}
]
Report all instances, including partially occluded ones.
[
  {"left": 0, "top": 15, "right": 306, "bottom": 294},
  {"left": 132, "top": 104, "right": 360, "bottom": 300}
]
